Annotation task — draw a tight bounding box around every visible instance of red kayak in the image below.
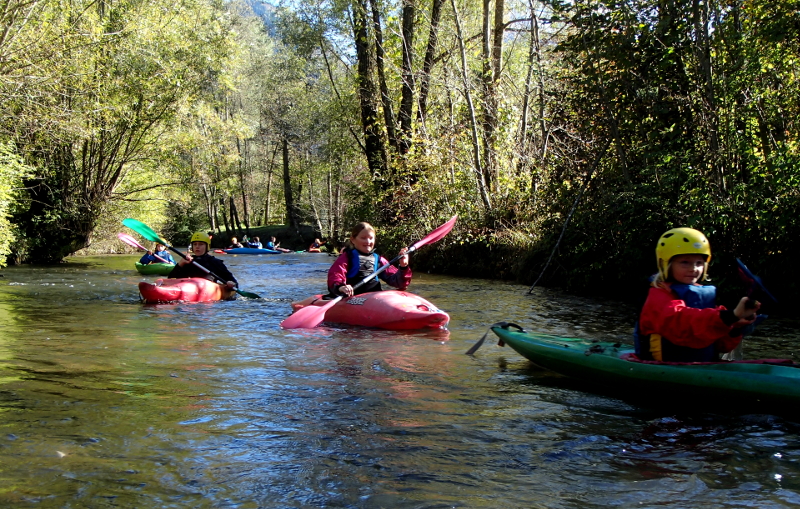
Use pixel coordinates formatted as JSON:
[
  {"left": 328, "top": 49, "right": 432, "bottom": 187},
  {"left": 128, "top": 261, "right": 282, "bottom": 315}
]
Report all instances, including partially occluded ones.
[
  {"left": 290, "top": 291, "right": 449, "bottom": 329},
  {"left": 138, "top": 278, "right": 235, "bottom": 303}
]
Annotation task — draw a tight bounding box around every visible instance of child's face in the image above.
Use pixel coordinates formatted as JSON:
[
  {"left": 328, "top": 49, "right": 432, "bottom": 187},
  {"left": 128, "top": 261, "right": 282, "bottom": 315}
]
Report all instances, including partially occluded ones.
[
  {"left": 670, "top": 254, "right": 706, "bottom": 284},
  {"left": 191, "top": 241, "right": 208, "bottom": 256},
  {"left": 351, "top": 229, "right": 375, "bottom": 253}
]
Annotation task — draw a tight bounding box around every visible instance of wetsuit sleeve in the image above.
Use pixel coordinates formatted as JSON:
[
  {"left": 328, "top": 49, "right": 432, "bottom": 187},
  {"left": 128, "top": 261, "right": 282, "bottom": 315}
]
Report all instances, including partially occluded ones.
[
  {"left": 139, "top": 253, "right": 153, "bottom": 264},
  {"left": 639, "top": 286, "right": 741, "bottom": 350},
  {"left": 327, "top": 252, "right": 350, "bottom": 294},
  {"left": 378, "top": 255, "right": 412, "bottom": 290},
  {"left": 167, "top": 262, "right": 192, "bottom": 279},
  {"left": 208, "top": 258, "right": 237, "bottom": 285}
]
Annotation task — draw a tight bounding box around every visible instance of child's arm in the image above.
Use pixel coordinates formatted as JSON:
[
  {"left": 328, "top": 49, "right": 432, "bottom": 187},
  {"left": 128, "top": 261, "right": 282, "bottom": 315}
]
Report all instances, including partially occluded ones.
[
  {"left": 327, "top": 253, "right": 350, "bottom": 295},
  {"left": 640, "top": 287, "right": 740, "bottom": 349},
  {"left": 378, "top": 255, "right": 412, "bottom": 290}
]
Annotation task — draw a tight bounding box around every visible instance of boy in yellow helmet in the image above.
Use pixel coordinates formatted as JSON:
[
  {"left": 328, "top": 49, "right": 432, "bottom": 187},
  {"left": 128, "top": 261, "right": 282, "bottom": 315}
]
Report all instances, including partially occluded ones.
[{"left": 169, "top": 232, "right": 237, "bottom": 289}]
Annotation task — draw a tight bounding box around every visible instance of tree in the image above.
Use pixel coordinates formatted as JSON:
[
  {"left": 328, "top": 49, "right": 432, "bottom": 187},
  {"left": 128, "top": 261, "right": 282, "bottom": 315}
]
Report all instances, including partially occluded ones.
[{"left": 3, "top": 0, "right": 236, "bottom": 262}]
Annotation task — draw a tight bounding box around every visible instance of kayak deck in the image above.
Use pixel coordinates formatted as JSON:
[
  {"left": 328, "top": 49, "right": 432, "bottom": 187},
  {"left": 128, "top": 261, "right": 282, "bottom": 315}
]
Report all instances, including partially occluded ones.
[
  {"left": 138, "top": 278, "right": 235, "bottom": 303},
  {"left": 490, "top": 324, "right": 800, "bottom": 407},
  {"left": 291, "top": 291, "right": 449, "bottom": 330},
  {"left": 135, "top": 262, "right": 175, "bottom": 276}
]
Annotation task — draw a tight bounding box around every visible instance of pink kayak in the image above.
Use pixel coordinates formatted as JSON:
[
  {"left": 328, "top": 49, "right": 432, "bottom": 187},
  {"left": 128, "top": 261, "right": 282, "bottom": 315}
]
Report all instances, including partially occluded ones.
[
  {"left": 138, "top": 278, "right": 234, "bottom": 303},
  {"left": 290, "top": 291, "right": 449, "bottom": 329}
]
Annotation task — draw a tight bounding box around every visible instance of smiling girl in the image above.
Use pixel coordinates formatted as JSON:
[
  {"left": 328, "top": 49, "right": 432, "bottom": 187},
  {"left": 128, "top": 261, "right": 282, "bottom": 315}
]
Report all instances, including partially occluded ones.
[
  {"left": 327, "top": 222, "right": 412, "bottom": 297},
  {"left": 636, "top": 227, "right": 759, "bottom": 362}
]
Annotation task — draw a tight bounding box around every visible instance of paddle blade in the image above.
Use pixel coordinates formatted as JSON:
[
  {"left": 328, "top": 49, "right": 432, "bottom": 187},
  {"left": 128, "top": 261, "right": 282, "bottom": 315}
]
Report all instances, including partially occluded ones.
[
  {"left": 234, "top": 288, "right": 261, "bottom": 299},
  {"left": 280, "top": 297, "right": 341, "bottom": 329},
  {"left": 465, "top": 329, "right": 491, "bottom": 355},
  {"left": 122, "top": 218, "right": 166, "bottom": 244},
  {"left": 117, "top": 233, "right": 147, "bottom": 251},
  {"left": 736, "top": 258, "right": 778, "bottom": 303},
  {"left": 410, "top": 215, "right": 457, "bottom": 251}
]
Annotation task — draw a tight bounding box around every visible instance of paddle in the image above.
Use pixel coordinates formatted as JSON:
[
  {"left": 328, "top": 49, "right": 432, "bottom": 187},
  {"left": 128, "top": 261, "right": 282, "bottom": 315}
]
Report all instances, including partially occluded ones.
[
  {"left": 466, "top": 322, "right": 525, "bottom": 355},
  {"left": 280, "top": 215, "right": 458, "bottom": 329},
  {"left": 122, "top": 218, "right": 261, "bottom": 299},
  {"left": 117, "top": 233, "right": 173, "bottom": 264},
  {"left": 736, "top": 258, "right": 778, "bottom": 304}
]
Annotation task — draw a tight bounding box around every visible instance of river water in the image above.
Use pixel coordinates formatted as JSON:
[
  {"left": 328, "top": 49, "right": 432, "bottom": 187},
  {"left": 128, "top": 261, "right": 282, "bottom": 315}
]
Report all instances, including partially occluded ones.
[{"left": 2, "top": 253, "right": 800, "bottom": 508}]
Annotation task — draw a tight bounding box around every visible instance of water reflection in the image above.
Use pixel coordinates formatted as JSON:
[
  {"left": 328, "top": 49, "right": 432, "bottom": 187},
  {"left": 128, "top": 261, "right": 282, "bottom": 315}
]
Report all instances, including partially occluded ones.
[{"left": 1, "top": 253, "right": 800, "bottom": 507}]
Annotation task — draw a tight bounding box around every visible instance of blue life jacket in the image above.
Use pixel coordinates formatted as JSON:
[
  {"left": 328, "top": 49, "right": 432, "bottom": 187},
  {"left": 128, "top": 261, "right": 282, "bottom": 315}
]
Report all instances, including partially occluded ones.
[
  {"left": 346, "top": 248, "right": 382, "bottom": 294},
  {"left": 634, "top": 284, "right": 718, "bottom": 362}
]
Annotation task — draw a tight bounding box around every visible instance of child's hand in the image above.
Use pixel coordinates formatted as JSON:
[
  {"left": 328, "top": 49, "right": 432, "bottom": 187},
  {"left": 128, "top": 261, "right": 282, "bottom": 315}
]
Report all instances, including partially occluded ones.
[
  {"left": 180, "top": 254, "right": 193, "bottom": 266},
  {"left": 397, "top": 248, "right": 409, "bottom": 268},
  {"left": 338, "top": 284, "right": 354, "bottom": 297},
  {"left": 733, "top": 296, "right": 760, "bottom": 325}
]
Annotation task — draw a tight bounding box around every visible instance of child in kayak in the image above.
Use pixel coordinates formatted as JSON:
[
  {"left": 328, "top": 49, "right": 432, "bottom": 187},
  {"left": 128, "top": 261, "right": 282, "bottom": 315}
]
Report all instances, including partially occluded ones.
[
  {"left": 266, "top": 236, "right": 292, "bottom": 253},
  {"left": 328, "top": 222, "right": 411, "bottom": 297},
  {"left": 139, "top": 243, "right": 175, "bottom": 265},
  {"left": 227, "top": 237, "right": 244, "bottom": 249},
  {"left": 636, "top": 227, "right": 759, "bottom": 362},
  {"left": 169, "top": 232, "right": 238, "bottom": 290}
]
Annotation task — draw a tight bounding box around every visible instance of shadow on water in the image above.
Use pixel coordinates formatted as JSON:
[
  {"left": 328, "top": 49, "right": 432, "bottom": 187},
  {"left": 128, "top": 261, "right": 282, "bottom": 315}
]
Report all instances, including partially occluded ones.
[{"left": 2, "top": 253, "right": 800, "bottom": 507}]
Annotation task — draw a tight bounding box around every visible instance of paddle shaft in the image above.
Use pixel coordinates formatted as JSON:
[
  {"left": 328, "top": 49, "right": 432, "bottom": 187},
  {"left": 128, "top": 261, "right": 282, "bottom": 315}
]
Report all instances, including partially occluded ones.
[
  {"left": 118, "top": 234, "right": 171, "bottom": 264},
  {"left": 166, "top": 245, "right": 235, "bottom": 286}
]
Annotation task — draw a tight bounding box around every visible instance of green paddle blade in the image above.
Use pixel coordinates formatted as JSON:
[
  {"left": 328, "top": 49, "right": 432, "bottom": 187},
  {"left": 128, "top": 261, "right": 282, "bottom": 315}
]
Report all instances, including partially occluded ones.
[
  {"left": 234, "top": 288, "right": 261, "bottom": 299},
  {"left": 122, "top": 218, "right": 166, "bottom": 244}
]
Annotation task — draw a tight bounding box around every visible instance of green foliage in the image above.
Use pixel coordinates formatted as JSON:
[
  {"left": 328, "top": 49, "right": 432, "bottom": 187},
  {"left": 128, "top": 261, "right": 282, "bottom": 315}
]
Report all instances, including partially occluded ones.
[
  {"left": 0, "top": 142, "right": 33, "bottom": 267},
  {"left": 2, "top": 0, "right": 236, "bottom": 263},
  {"left": 161, "top": 202, "right": 211, "bottom": 249}
]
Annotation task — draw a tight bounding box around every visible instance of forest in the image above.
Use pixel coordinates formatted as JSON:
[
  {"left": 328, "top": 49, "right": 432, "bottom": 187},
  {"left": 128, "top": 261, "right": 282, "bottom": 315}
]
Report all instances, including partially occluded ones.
[{"left": 1, "top": 0, "right": 798, "bottom": 302}]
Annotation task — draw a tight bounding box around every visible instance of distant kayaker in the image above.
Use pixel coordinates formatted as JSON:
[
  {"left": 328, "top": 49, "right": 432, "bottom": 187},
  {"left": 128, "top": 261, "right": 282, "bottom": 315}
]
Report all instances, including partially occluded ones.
[
  {"left": 139, "top": 243, "right": 175, "bottom": 265},
  {"left": 327, "top": 222, "right": 411, "bottom": 297},
  {"left": 248, "top": 236, "right": 263, "bottom": 249},
  {"left": 227, "top": 237, "right": 244, "bottom": 249},
  {"left": 266, "top": 236, "right": 292, "bottom": 253},
  {"left": 170, "top": 231, "right": 238, "bottom": 289},
  {"left": 635, "top": 227, "right": 759, "bottom": 362}
]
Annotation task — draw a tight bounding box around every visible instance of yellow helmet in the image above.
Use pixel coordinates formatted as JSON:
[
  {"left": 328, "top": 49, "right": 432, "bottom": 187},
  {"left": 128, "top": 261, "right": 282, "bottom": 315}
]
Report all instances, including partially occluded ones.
[
  {"left": 656, "top": 227, "right": 711, "bottom": 280},
  {"left": 190, "top": 231, "right": 211, "bottom": 246}
]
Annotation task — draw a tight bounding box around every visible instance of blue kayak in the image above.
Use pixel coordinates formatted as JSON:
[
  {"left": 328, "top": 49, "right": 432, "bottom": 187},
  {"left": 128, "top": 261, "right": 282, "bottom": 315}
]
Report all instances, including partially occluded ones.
[{"left": 223, "top": 247, "right": 281, "bottom": 254}]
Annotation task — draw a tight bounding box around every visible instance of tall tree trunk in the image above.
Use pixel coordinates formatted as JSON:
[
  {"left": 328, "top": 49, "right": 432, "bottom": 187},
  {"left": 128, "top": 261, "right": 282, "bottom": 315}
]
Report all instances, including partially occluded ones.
[
  {"left": 326, "top": 166, "right": 334, "bottom": 238},
  {"left": 479, "top": 0, "right": 503, "bottom": 192},
  {"left": 353, "top": 0, "right": 390, "bottom": 187},
  {"left": 282, "top": 137, "right": 298, "bottom": 228},
  {"left": 230, "top": 196, "right": 242, "bottom": 237},
  {"left": 265, "top": 165, "right": 273, "bottom": 225},
  {"left": 692, "top": 0, "right": 723, "bottom": 188},
  {"left": 236, "top": 137, "right": 251, "bottom": 233},
  {"left": 220, "top": 196, "right": 230, "bottom": 236},
  {"left": 451, "top": 0, "right": 492, "bottom": 210},
  {"left": 307, "top": 165, "right": 324, "bottom": 235},
  {"left": 369, "top": 0, "right": 399, "bottom": 152},
  {"left": 417, "top": 0, "right": 444, "bottom": 128},
  {"left": 398, "top": 0, "right": 416, "bottom": 155}
]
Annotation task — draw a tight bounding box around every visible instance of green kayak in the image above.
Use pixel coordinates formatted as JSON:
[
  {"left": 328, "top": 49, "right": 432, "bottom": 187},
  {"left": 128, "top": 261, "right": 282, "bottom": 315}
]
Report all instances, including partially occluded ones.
[
  {"left": 489, "top": 323, "right": 800, "bottom": 407},
  {"left": 135, "top": 262, "right": 175, "bottom": 276}
]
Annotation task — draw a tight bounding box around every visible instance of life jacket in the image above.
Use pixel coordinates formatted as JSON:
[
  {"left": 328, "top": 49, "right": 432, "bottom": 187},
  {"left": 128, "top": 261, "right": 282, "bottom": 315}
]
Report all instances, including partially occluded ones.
[
  {"left": 345, "top": 248, "right": 382, "bottom": 294},
  {"left": 634, "top": 283, "right": 718, "bottom": 362}
]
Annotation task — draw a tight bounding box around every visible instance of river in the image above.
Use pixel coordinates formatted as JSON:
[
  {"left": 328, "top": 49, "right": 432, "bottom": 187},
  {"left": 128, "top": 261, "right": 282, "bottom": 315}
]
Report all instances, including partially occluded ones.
[{"left": 1, "top": 253, "right": 800, "bottom": 508}]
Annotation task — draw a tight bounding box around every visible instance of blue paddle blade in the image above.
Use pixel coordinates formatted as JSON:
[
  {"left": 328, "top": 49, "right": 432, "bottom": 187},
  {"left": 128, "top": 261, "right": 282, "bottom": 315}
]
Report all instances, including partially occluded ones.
[{"left": 736, "top": 258, "right": 778, "bottom": 303}]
